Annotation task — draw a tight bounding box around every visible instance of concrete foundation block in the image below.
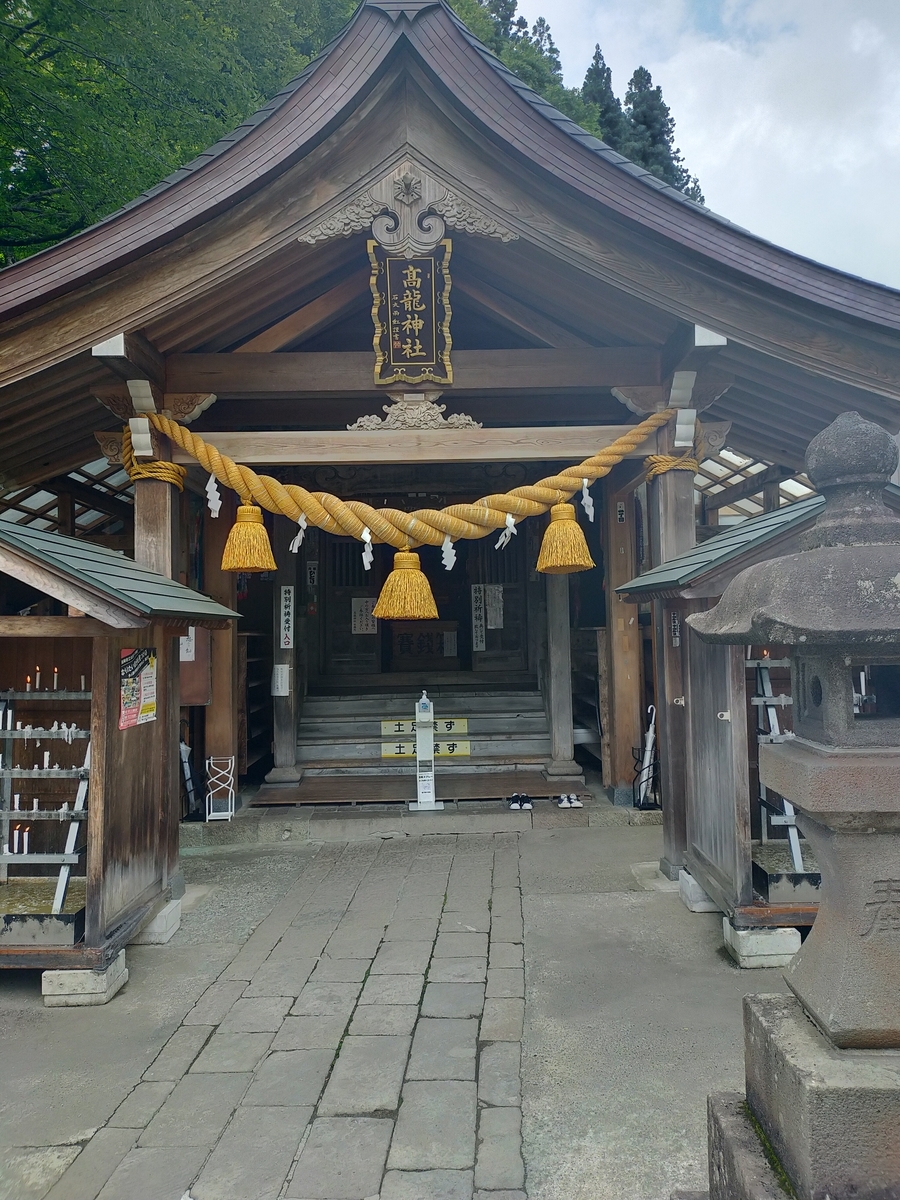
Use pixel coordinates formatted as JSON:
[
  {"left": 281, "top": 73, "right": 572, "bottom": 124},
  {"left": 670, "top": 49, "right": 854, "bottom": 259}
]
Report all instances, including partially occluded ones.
[
  {"left": 744, "top": 993, "right": 900, "bottom": 1200},
  {"left": 43, "top": 950, "right": 128, "bottom": 1007},
  {"left": 679, "top": 871, "right": 721, "bottom": 913},
  {"left": 707, "top": 1092, "right": 785, "bottom": 1200},
  {"left": 722, "top": 919, "right": 800, "bottom": 969},
  {"left": 130, "top": 899, "right": 182, "bottom": 945}
]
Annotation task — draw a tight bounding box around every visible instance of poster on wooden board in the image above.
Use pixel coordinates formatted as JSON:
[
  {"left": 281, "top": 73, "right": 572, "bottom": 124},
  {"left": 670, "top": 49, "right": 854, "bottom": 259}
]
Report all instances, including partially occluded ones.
[{"left": 119, "top": 648, "right": 157, "bottom": 729}]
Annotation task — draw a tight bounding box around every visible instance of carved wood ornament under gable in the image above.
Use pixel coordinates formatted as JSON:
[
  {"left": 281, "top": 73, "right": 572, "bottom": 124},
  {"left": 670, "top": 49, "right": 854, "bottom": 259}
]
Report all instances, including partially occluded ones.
[{"left": 299, "top": 161, "right": 518, "bottom": 255}]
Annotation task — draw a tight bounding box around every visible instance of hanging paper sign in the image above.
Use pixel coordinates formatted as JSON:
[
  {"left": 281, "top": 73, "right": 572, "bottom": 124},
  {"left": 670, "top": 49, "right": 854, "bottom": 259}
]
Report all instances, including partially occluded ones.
[
  {"left": 271, "top": 664, "right": 291, "bottom": 697},
  {"left": 352, "top": 597, "right": 378, "bottom": 635},
  {"left": 369, "top": 240, "right": 452, "bottom": 386},
  {"left": 179, "top": 626, "right": 196, "bottom": 662},
  {"left": 119, "top": 648, "right": 157, "bottom": 730},
  {"left": 471, "top": 584, "right": 486, "bottom": 652},
  {"left": 306, "top": 562, "right": 318, "bottom": 590},
  {"left": 485, "top": 584, "right": 504, "bottom": 630},
  {"left": 279, "top": 586, "right": 294, "bottom": 649}
]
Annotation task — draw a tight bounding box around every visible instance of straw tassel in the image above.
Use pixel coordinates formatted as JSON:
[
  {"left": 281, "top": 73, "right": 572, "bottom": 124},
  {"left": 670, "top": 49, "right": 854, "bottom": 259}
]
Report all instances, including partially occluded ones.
[
  {"left": 221, "top": 504, "right": 277, "bottom": 572},
  {"left": 536, "top": 503, "right": 595, "bottom": 574},
  {"left": 373, "top": 551, "right": 439, "bottom": 619}
]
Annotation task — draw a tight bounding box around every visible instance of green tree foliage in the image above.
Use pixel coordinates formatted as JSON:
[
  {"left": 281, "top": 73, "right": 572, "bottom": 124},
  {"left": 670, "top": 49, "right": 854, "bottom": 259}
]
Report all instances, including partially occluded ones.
[
  {"left": 620, "top": 66, "right": 703, "bottom": 202},
  {"left": 0, "top": 0, "right": 355, "bottom": 265},
  {"left": 1, "top": 0, "right": 701, "bottom": 267}
]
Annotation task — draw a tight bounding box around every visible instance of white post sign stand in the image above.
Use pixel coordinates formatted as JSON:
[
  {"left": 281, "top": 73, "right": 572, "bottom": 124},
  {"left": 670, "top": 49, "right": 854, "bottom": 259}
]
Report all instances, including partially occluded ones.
[{"left": 409, "top": 690, "right": 442, "bottom": 811}]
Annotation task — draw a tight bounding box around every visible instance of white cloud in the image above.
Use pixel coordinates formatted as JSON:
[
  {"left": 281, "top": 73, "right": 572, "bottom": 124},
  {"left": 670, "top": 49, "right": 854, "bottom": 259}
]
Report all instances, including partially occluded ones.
[{"left": 516, "top": 0, "right": 900, "bottom": 288}]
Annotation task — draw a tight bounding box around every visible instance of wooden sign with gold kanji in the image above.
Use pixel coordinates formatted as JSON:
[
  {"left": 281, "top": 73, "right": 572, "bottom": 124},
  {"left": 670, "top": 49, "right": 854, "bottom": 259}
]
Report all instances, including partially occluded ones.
[{"left": 369, "top": 239, "right": 452, "bottom": 385}]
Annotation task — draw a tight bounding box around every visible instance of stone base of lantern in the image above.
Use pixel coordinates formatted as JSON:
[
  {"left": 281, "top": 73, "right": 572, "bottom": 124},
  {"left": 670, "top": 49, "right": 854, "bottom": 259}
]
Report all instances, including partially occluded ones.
[
  {"left": 722, "top": 918, "right": 800, "bottom": 968},
  {"left": 677, "top": 993, "right": 900, "bottom": 1200},
  {"left": 42, "top": 950, "right": 128, "bottom": 1007}
]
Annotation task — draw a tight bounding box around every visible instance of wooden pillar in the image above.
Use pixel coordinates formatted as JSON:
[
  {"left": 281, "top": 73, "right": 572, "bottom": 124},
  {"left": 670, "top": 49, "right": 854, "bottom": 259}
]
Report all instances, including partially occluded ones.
[
  {"left": 203, "top": 493, "right": 238, "bottom": 765},
  {"left": 266, "top": 518, "right": 302, "bottom": 783},
  {"left": 132, "top": 467, "right": 181, "bottom": 891},
  {"left": 648, "top": 421, "right": 695, "bottom": 876},
  {"left": 603, "top": 463, "right": 645, "bottom": 805},
  {"left": 543, "top": 573, "right": 580, "bottom": 779}
]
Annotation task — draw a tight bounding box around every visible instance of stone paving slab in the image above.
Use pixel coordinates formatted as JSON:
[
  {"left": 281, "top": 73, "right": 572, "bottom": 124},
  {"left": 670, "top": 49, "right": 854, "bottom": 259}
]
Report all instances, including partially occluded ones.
[
  {"left": 142, "top": 1025, "right": 213, "bottom": 1082},
  {"left": 193, "top": 1104, "right": 311, "bottom": 1200},
  {"left": 478, "top": 1042, "right": 522, "bottom": 1106},
  {"left": 434, "top": 932, "right": 489, "bottom": 958},
  {"left": 381, "top": 1168, "right": 475, "bottom": 1200},
  {"left": 139, "top": 1071, "right": 251, "bottom": 1147},
  {"left": 349, "top": 1004, "right": 420, "bottom": 1036},
  {"left": 190, "top": 1031, "right": 274, "bottom": 1072},
  {"left": 42, "top": 1127, "right": 137, "bottom": 1200},
  {"left": 310, "top": 956, "right": 371, "bottom": 983},
  {"left": 408, "top": 1017, "right": 479, "bottom": 1080},
  {"left": 360, "top": 973, "right": 425, "bottom": 1005},
  {"left": 183, "top": 979, "right": 247, "bottom": 1023},
  {"left": 292, "top": 980, "right": 362, "bottom": 1017},
  {"left": 318, "top": 1034, "right": 410, "bottom": 1115},
  {"left": 480, "top": 999, "right": 525, "bottom": 1042},
  {"left": 272, "top": 1015, "right": 349, "bottom": 1051},
  {"left": 371, "top": 939, "right": 433, "bottom": 975},
  {"left": 243, "top": 956, "right": 319, "bottom": 998},
  {"left": 385, "top": 917, "right": 440, "bottom": 941},
  {"left": 440, "top": 911, "right": 491, "bottom": 934},
  {"left": 489, "top": 943, "right": 524, "bottom": 969},
  {"left": 429, "top": 956, "right": 487, "bottom": 984},
  {"left": 388, "top": 1080, "right": 478, "bottom": 1170},
  {"left": 422, "top": 982, "right": 486, "bottom": 1018},
  {"left": 486, "top": 968, "right": 525, "bottom": 999},
  {"left": 475, "top": 1106, "right": 525, "bottom": 1191},
  {"left": 218, "top": 995, "right": 293, "bottom": 1033},
  {"left": 107, "top": 1081, "right": 175, "bottom": 1128},
  {"left": 323, "top": 925, "right": 385, "bottom": 959},
  {"left": 287, "top": 1116, "right": 394, "bottom": 1198},
  {"left": 95, "top": 1146, "right": 208, "bottom": 1200},
  {"left": 243, "top": 1049, "right": 334, "bottom": 1106}
]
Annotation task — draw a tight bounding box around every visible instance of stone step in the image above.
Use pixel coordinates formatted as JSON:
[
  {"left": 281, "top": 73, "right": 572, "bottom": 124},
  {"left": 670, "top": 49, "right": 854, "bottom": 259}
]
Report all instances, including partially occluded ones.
[
  {"left": 297, "top": 713, "right": 550, "bottom": 740},
  {"left": 296, "top": 736, "right": 552, "bottom": 763},
  {"left": 301, "top": 691, "right": 546, "bottom": 717}
]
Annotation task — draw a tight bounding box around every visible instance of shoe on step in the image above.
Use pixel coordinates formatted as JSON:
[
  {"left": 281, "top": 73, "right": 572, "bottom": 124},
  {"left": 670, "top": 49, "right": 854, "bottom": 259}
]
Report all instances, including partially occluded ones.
[
  {"left": 557, "top": 794, "right": 572, "bottom": 808},
  {"left": 509, "top": 794, "right": 522, "bottom": 810},
  {"left": 568, "top": 793, "right": 584, "bottom": 808},
  {"left": 520, "top": 795, "right": 533, "bottom": 810}
]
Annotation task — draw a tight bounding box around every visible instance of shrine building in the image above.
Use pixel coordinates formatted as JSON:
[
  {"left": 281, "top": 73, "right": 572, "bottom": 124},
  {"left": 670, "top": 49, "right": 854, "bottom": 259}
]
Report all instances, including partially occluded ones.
[{"left": 2, "top": 0, "right": 900, "bottom": 888}]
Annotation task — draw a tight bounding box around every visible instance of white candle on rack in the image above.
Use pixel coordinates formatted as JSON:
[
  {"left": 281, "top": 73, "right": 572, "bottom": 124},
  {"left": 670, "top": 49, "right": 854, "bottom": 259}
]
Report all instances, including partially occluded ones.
[
  {"left": 25, "top": 675, "right": 31, "bottom": 693},
  {"left": 61, "top": 801, "right": 69, "bottom": 812},
  {"left": 35, "top": 667, "right": 40, "bottom": 690},
  {"left": 32, "top": 798, "right": 38, "bottom": 811},
  {"left": 53, "top": 667, "right": 58, "bottom": 691},
  {"left": 80, "top": 675, "right": 85, "bottom": 692},
  {"left": 5, "top": 707, "right": 11, "bottom": 730},
  {"left": 12, "top": 825, "right": 19, "bottom": 854},
  {"left": 22, "top": 827, "right": 29, "bottom": 855},
  {"left": 43, "top": 751, "right": 50, "bottom": 769},
  {"left": 12, "top": 794, "right": 20, "bottom": 811}
]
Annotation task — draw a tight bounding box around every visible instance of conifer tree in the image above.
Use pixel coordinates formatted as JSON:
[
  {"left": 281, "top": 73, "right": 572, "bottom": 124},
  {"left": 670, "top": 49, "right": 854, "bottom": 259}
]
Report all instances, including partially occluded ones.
[
  {"left": 621, "top": 67, "right": 703, "bottom": 202},
  {"left": 581, "top": 45, "right": 624, "bottom": 150}
]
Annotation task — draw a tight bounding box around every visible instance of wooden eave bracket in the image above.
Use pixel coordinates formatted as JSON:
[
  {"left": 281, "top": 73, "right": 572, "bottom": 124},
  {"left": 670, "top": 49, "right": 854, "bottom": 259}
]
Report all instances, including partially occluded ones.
[
  {"left": 612, "top": 326, "right": 733, "bottom": 432},
  {"left": 91, "top": 331, "right": 216, "bottom": 424}
]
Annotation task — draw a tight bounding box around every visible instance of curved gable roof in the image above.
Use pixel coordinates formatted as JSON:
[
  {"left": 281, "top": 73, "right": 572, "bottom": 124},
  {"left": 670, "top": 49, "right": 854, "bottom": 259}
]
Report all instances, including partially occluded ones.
[{"left": 2, "top": 0, "right": 900, "bottom": 337}]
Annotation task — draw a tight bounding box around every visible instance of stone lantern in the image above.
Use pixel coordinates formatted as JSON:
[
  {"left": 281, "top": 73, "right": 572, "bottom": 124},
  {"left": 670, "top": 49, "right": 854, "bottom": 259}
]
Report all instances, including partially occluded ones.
[{"left": 683, "top": 412, "right": 900, "bottom": 1200}]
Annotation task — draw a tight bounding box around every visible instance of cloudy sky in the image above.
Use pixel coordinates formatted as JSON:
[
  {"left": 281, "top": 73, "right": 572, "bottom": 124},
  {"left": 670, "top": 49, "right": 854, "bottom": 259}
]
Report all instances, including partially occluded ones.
[{"left": 517, "top": 0, "right": 900, "bottom": 289}]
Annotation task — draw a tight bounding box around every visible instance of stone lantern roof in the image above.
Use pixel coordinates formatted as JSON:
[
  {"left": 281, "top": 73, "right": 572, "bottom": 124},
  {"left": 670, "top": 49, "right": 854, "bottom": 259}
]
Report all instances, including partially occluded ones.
[{"left": 688, "top": 411, "right": 900, "bottom": 648}]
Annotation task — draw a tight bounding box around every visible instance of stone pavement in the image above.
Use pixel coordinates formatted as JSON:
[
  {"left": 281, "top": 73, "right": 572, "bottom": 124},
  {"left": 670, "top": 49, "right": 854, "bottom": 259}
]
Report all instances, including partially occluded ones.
[{"left": 0, "top": 822, "right": 787, "bottom": 1200}]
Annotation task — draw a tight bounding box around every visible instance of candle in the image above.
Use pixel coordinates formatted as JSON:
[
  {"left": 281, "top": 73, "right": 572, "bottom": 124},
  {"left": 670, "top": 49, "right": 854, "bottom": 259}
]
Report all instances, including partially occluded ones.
[
  {"left": 5, "top": 707, "right": 11, "bottom": 729},
  {"left": 12, "top": 794, "right": 19, "bottom": 811},
  {"left": 53, "top": 667, "right": 58, "bottom": 691},
  {"left": 32, "top": 798, "right": 38, "bottom": 811},
  {"left": 25, "top": 675, "right": 31, "bottom": 692},
  {"left": 80, "top": 675, "right": 85, "bottom": 692},
  {"left": 12, "top": 825, "right": 19, "bottom": 854},
  {"left": 16, "top": 721, "right": 21, "bottom": 730},
  {"left": 61, "top": 801, "right": 69, "bottom": 812},
  {"left": 43, "top": 751, "right": 50, "bottom": 770},
  {"left": 22, "top": 827, "right": 29, "bottom": 855},
  {"left": 35, "top": 667, "right": 40, "bottom": 690}
]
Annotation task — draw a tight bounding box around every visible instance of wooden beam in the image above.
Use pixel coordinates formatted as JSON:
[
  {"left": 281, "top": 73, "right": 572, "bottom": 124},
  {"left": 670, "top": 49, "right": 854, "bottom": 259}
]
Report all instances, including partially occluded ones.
[
  {"left": 44, "top": 476, "right": 133, "bottom": 526},
  {"left": 703, "top": 463, "right": 793, "bottom": 512},
  {"left": 169, "top": 425, "right": 658, "bottom": 466},
  {"left": 235, "top": 269, "right": 370, "bottom": 353},
  {"left": 0, "top": 545, "right": 146, "bottom": 628},
  {"left": 0, "top": 616, "right": 116, "bottom": 637},
  {"left": 91, "top": 331, "right": 165, "bottom": 389},
  {"left": 454, "top": 277, "right": 592, "bottom": 349},
  {"left": 166, "top": 348, "right": 662, "bottom": 397}
]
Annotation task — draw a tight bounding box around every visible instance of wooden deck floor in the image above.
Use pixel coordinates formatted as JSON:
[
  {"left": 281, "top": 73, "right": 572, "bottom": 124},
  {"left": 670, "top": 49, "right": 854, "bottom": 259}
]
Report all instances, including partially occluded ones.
[{"left": 253, "top": 771, "right": 588, "bottom": 806}]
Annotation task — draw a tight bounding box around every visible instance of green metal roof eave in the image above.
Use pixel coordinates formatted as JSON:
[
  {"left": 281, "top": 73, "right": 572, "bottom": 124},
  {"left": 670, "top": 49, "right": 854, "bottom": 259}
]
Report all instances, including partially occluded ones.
[
  {"left": 617, "top": 495, "right": 825, "bottom": 596},
  {"left": 0, "top": 524, "right": 238, "bottom": 621}
]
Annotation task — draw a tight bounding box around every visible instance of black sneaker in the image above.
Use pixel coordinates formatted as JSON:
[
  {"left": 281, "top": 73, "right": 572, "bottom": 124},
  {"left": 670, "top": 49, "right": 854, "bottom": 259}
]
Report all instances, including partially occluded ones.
[
  {"left": 520, "top": 795, "right": 533, "bottom": 810},
  {"left": 508, "top": 794, "right": 522, "bottom": 810}
]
